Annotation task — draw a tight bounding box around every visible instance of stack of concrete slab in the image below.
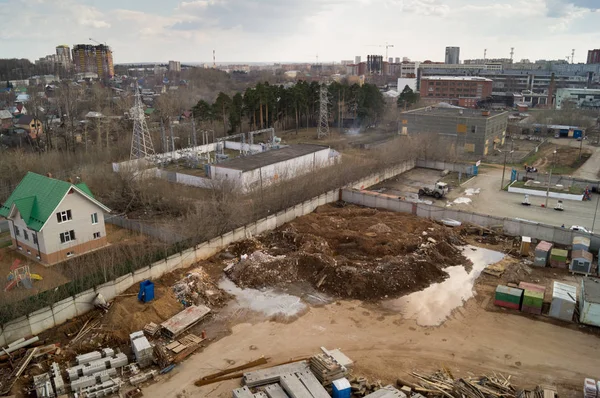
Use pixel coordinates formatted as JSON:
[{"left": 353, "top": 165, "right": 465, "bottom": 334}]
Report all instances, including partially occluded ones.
[
  {"left": 161, "top": 305, "right": 211, "bottom": 339},
  {"left": 294, "top": 370, "right": 330, "bottom": 398},
  {"left": 71, "top": 369, "right": 117, "bottom": 392},
  {"left": 243, "top": 361, "right": 309, "bottom": 388},
  {"left": 50, "top": 362, "right": 65, "bottom": 396},
  {"left": 233, "top": 386, "right": 254, "bottom": 398},
  {"left": 33, "top": 372, "right": 54, "bottom": 398},
  {"left": 75, "top": 348, "right": 115, "bottom": 365},
  {"left": 66, "top": 352, "right": 128, "bottom": 381},
  {"left": 130, "top": 370, "right": 158, "bottom": 386},
  {"left": 310, "top": 353, "right": 347, "bottom": 385},
  {"left": 80, "top": 377, "right": 121, "bottom": 398},
  {"left": 364, "top": 386, "right": 407, "bottom": 398},
  {"left": 264, "top": 384, "right": 288, "bottom": 398},
  {"left": 130, "top": 331, "right": 154, "bottom": 368}
]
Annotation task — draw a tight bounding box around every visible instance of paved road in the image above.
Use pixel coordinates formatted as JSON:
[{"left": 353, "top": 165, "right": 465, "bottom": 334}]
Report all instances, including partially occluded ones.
[
  {"left": 446, "top": 166, "right": 600, "bottom": 233},
  {"left": 571, "top": 139, "right": 600, "bottom": 180}
]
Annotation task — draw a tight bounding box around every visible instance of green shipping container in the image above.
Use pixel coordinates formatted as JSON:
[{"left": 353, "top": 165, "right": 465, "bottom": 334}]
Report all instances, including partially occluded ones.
[
  {"left": 550, "top": 248, "right": 568, "bottom": 261},
  {"left": 495, "top": 286, "right": 523, "bottom": 304}
]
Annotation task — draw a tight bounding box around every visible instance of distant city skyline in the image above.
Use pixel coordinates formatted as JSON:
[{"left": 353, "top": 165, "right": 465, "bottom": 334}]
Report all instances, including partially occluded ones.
[{"left": 0, "top": 0, "right": 599, "bottom": 64}]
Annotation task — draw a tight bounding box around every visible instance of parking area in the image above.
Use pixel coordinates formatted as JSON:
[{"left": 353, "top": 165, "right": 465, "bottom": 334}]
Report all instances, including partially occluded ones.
[{"left": 368, "top": 168, "right": 446, "bottom": 197}]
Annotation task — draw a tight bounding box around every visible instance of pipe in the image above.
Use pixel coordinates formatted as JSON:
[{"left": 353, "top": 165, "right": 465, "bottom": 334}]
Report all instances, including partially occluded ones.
[{"left": 2, "top": 336, "right": 39, "bottom": 355}]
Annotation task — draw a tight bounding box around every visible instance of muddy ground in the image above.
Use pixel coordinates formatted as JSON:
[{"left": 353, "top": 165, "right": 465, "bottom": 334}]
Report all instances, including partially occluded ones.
[{"left": 5, "top": 205, "right": 599, "bottom": 398}]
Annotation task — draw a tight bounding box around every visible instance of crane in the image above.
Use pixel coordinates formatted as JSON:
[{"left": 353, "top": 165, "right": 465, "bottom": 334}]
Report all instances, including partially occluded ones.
[
  {"left": 89, "top": 38, "right": 107, "bottom": 46},
  {"left": 366, "top": 42, "right": 395, "bottom": 60}
]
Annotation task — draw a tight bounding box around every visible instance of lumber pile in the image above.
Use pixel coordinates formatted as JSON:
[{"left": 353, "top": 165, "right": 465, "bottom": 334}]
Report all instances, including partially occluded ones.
[
  {"left": 410, "top": 369, "right": 517, "bottom": 398},
  {"left": 309, "top": 353, "right": 347, "bottom": 385}
]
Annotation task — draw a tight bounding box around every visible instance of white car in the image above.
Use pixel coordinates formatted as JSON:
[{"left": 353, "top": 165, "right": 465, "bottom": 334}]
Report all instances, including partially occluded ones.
[{"left": 570, "top": 225, "right": 590, "bottom": 233}]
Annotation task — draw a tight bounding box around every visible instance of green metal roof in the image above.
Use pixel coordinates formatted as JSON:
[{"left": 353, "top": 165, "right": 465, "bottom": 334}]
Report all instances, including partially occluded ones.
[{"left": 0, "top": 172, "right": 105, "bottom": 231}]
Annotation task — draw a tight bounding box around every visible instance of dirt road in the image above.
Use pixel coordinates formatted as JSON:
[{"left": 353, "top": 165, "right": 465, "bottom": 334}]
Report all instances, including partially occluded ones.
[{"left": 148, "top": 296, "right": 600, "bottom": 398}]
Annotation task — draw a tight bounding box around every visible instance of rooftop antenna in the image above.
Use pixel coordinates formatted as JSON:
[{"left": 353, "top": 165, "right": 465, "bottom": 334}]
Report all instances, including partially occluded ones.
[
  {"left": 385, "top": 42, "right": 394, "bottom": 61},
  {"left": 571, "top": 49, "right": 575, "bottom": 64},
  {"left": 317, "top": 83, "right": 330, "bottom": 139},
  {"left": 213, "top": 50, "right": 216, "bottom": 68},
  {"left": 130, "top": 84, "right": 155, "bottom": 160},
  {"left": 510, "top": 47, "right": 514, "bottom": 62},
  {"left": 484, "top": 48, "right": 487, "bottom": 61}
]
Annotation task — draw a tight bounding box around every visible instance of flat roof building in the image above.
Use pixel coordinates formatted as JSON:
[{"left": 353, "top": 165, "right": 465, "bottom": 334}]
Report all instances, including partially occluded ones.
[
  {"left": 556, "top": 88, "right": 600, "bottom": 109},
  {"left": 400, "top": 106, "right": 509, "bottom": 157},
  {"left": 420, "top": 76, "right": 493, "bottom": 107}
]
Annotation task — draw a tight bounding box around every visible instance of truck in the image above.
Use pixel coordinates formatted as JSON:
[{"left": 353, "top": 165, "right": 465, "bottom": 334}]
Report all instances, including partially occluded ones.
[{"left": 418, "top": 182, "right": 449, "bottom": 199}]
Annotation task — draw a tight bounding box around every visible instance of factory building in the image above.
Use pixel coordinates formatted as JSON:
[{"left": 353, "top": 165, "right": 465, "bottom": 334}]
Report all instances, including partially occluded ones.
[
  {"left": 555, "top": 88, "right": 600, "bottom": 109},
  {"left": 420, "top": 76, "right": 493, "bottom": 106},
  {"left": 400, "top": 107, "right": 508, "bottom": 156},
  {"left": 209, "top": 144, "right": 339, "bottom": 193}
]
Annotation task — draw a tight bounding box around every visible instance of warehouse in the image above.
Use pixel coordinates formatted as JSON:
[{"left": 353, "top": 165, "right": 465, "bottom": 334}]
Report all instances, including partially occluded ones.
[
  {"left": 400, "top": 106, "right": 509, "bottom": 156},
  {"left": 209, "top": 144, "right": 339, "bottom": 193}
]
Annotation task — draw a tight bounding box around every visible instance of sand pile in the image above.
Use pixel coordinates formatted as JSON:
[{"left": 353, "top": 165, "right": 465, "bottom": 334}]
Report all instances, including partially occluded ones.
[{"left": 226, "top": 205, "right": 469, "bottom": 301}]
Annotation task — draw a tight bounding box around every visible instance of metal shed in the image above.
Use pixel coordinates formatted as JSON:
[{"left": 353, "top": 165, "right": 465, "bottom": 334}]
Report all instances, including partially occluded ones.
[
  {"left": 519, "top": 282, "right": 545, "bottom": 315},
  {"left": 549, "top": 248, "right": 568, "bottom": 268},
  {"left": 580, "top": 279, "right": 600, "bottom": 327},
  {"left": 570, "top": 250, "right": 593, "bottom": 275},
  {"left": 549, "top": 281, "right": 577, "bottom": 322},
  {"left": 534, "top": 241, "right": 553, "bottom": 267},
  {"left": 573, "top": 236, "right": 591, "bottom": 252}
]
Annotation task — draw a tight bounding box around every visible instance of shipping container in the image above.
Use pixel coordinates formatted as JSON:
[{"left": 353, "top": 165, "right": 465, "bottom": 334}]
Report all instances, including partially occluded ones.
[
  {"left": 570, "top": 250, "right": 593, "bottom": 275},
  {"left": 572, "top": 236, "right": 591, "bottom": 252},
  {"left": 519, "top": 282, "right": 545, "bottom": 315},
  {"left": 549, "top": 281, "right": 577, "bottom": 322},
  {"left": 550, "top": 248, "right": 568, "bottom": 268},
  {"left": 580, "top": 279, "right": 600, "bottom": 327},
  {"left": 534, "top": 241, "right": 553, "bottom": 267},
  {"left": 494, "top": 285, "right": 523, "bottom": 310}
]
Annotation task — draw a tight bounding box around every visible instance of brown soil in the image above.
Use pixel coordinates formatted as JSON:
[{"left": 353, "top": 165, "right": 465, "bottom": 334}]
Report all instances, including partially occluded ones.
[
  {"left": 530, "top": 144, "right": 592, "bottom": 172},
  {"left": 226, "top": 205, "right": 469, "bottom": 300}
]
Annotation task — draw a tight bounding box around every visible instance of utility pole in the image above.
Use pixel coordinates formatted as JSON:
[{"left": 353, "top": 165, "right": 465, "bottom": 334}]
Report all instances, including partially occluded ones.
[
  {"left": 592, "top": 184, "right": 600, "bottom": 233},
  {"left": 499, "top": 148, "right": 514, "bottom": 190},
  {"left": 544, "top": 149, "right": 557, "bottom": 208}
]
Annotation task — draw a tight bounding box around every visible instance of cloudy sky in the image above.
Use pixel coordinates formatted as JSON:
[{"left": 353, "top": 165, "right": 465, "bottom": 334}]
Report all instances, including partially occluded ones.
[{"left": 0, "top": 0, "right": 599, "bottom": 64}]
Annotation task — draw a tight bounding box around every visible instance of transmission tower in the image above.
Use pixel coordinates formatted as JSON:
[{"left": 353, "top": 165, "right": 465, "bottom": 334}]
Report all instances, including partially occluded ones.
[
  {"left": 317, "top": 84, "right": 330, "bottom": 139},
  {"left": 130, "top": 85, "right": 155, "bottom": 160}
]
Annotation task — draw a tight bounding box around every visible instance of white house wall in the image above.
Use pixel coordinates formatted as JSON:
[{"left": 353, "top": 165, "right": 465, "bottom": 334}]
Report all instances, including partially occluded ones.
[
  {"left": 42, "top": 192, "right": 107, "bottom": 255},
  {"left": 9, "top": 210, "right": 47, "bottom": 254}
]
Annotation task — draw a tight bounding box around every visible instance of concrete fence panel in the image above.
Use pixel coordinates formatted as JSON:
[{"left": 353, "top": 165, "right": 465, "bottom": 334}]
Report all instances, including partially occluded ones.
[
  {"left": 255, "top": 218, "right": 269, "bottom": 235},
  {"left": 52, "top": 297, "right": 77, "bottom": 327},
  {"left": 29, "top": 307, "right": 55, "bottom": 336},
  {"left": 326, "top": 190, "right": 338, "bottom": 203},
  {"left": 302, "top": 200, "right": 315, "bottom": 216},
  {"left": 552, "top": 228, "right": 574, "bottom": 246},
  {"left": 3, "top": 316, "right": 32, "bottom": 344},
  {"left": 74, "top": 289, "right": 97, "bottom": 316},
  {"left": 275, "top": 211, "right": 287, "bottom": 228},
  {"left": 95, "top": 281, "right": 117, "bottom": 302},
  {"left": 221, "top": 231, "right": 234, "bottom": 248},
  {"left": 246, "top": 222, "right": 258, "bottom": 238},
  {"left": 317, "top": 193, "right": 328, "bottom": 207},
  {"left": 503, "top": 220, "right": 523, "bottom": 236},
  {"left": 265, "top": 215, "right": 277, "bottom": 232},
  {"left": 194, "top": 242, "right": 214, "bottom": 261},
  {"left": 208, "top": 236, "right": 224, "bottom": 255},
  {"left": 293, "top": 204, "right": 303, "bottom": 219},
  {"left": 132, "top": 266, "right": 151, "bottom": 284},
  {"left": 150, "top": 261, "right": 168, "bottom": 279},
  {"left": 178, "top": 248, "right": 198, "bottom": 269},
  {"left": 114, "top": 274, "right": 134, "bottom": 295},
  {"left": 232, "top": 227, "right": 246, "bottom": 243}
]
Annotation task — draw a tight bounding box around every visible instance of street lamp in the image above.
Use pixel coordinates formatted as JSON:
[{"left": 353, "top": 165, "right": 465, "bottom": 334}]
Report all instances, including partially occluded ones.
[
  {"left": 497, "top": 148, "right": 514, "bottom": 190},
  {"left": 544, "top": 149, "right": 557, "bottom": 208}
]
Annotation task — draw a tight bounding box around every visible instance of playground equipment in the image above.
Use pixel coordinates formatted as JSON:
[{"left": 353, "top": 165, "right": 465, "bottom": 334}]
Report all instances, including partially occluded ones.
[{"left": 4, "top": 259, "right": 42, "bottom": 292}]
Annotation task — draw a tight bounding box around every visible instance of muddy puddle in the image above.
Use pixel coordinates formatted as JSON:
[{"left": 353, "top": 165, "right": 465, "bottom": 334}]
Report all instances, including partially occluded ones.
[
  {"left": 382, "top": 246, "right": 504, "bottom": 326},
  {"left": 218, "top": 277, "right": 308, "bottom": 318}
]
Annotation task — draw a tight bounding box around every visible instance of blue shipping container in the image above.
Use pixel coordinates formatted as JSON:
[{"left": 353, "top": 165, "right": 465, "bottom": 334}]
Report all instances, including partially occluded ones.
[{"left": 138, "top": 280, "right": 155, "bottom": 303}]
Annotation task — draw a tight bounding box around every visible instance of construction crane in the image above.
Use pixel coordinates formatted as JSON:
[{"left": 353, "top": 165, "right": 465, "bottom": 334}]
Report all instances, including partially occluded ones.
[
  {"left": 89, "top": 38, "right": 107, "bottom": 46},
  {"left": 366, "top": 42, "right": 395, "bottom": 60}
]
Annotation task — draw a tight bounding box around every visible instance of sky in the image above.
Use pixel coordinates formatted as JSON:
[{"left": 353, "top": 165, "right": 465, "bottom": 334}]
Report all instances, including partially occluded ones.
[{"left": 0, "top": 0, "right": 599, "bottom": 64}]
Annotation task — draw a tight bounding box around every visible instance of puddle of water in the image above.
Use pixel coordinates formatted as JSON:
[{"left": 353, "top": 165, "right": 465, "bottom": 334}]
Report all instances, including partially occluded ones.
[
  {"left": 465, "top": 188, "right": 481, "bottom": 196},
  {"left": 218, "top": 277, "right": 306, "bottom": 318},
  {"left": 382, "top": 246, "right": 505, "bottom": 326}
]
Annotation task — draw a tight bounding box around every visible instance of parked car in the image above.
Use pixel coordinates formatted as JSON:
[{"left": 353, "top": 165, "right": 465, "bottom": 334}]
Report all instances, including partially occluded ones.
[{"left": 570, "top": 225, "right": 590, "bottom": 233}]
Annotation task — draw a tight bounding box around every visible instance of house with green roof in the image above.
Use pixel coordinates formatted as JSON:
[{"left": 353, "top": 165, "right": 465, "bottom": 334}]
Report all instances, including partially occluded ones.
[{"left": 0, "top": 172, "right": 110, "bottom": 265}]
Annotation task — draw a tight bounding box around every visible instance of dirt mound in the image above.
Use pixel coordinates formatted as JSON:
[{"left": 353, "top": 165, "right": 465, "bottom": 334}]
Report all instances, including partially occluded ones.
[
  {"left": 103, "top": 284, "right": 182, "bottom": 341},
  {"left": 226, "top": 204, "right": 469, "bottom": 301}
]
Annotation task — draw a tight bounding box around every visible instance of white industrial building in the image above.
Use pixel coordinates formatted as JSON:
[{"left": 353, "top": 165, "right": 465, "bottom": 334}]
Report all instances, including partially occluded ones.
[
  {"left": 209, "top": 144, "right": 339, "bottom": 192},
  {"left": 556, "top": 88, "right": 600, "bottom": 109}
]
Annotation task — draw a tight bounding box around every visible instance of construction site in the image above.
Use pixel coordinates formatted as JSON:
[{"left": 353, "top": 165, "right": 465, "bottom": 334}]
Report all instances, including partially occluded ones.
[{"left": 2, "top": 197, "right": 600, "bottom": 398}]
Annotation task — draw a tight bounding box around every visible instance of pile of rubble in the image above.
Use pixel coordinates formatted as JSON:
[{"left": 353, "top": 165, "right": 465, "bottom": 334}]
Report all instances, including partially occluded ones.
[
  {"left": 172, "top": 267, "right": 230, "bottom": 307},
  {"left": 225, "top": 205, "right": 469, "bottom": 300}
]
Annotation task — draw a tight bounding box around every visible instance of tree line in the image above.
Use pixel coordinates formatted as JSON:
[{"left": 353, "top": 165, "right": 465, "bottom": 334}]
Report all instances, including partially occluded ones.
[{"left": 189, "top": 80, "right": 385, "bottom": 134}]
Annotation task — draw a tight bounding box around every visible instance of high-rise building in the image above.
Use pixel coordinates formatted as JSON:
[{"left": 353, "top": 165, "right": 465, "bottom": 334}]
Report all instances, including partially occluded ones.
[
  {"left": 55, "top": 45, "right": 71, "bottom": 69},
  {"left": 445, "top": 46, "right": 460, "bottom": 64},
  {"left": 168, "top": 60, "right": 182, "bottom": 72},
  {"left": 355, "top": 56, "right": 361, "bottom": 64},
  {"left": 389, "top": 57, "right": 393, "bottom": 64},
  {"left": 395, "top": 57, "right": 400, "bottom": 64},
  {"left": 587, "top": 49, "right": 600, "bottom": 64},
  {"left": 72, "top": 44, "right": 114, "bottom": 79}
]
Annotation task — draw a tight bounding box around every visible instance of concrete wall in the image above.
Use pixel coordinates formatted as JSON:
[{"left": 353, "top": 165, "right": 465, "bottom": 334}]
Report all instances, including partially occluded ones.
[
  {"left": 0, "top": 160, "right": 415, "bottom": 345},
  {"left": 342, "top": 188, "right": 600, "bottom": 251},
  {"left": 416, "top": 159, "right": 474, "bottom": 173},
  {"left": 508, "top": 184, "right": 584, "bottom": 201}
]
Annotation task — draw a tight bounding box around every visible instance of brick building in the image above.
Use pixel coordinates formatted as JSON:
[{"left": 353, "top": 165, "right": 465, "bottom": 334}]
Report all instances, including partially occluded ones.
[
  {"left": 420, "top": 76, "right": 493, "bottom": 106},
  {"left": 587, "top": 49, "right": 600, "bottom": 65}
]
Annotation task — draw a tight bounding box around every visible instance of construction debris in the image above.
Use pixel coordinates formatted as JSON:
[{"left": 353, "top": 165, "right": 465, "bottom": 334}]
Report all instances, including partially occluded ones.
[
  {"left": 143, "top": 322, "right": 160, "bottom": 337},
  {"left": 407, "top": 369, "right": 517, "bottom": 398},
  {"left": 310, "top": 353, "right": 347, "bottom": 385}
]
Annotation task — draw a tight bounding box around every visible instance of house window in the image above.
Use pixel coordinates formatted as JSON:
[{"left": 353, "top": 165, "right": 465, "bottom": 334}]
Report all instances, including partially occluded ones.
[
  {"left": 32, "top": 233, "right": 38, "bottom": 245},
  {"left": 91, "top": 213, "right": 98, "bottom": 224},
  {"left": 56, "top": 210, "right": 72, "bottom": 223},
  {"left": 66, "top": 251, "right": 74, "bottom": 257},
  {"left": 93, "top": 232, "right": 101, "bottom": 239},
  {"left": 14, "top": 226, "right": 20, "bottom": 237},
  {"left": 23, "top": 230, "right": 29, "bottom": 240},
  {"left": 471, "top": 126, "right": 477, "bottom": 133},
  {"left": 60, "top": 230, "right": 76, "bottom": 244}
]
